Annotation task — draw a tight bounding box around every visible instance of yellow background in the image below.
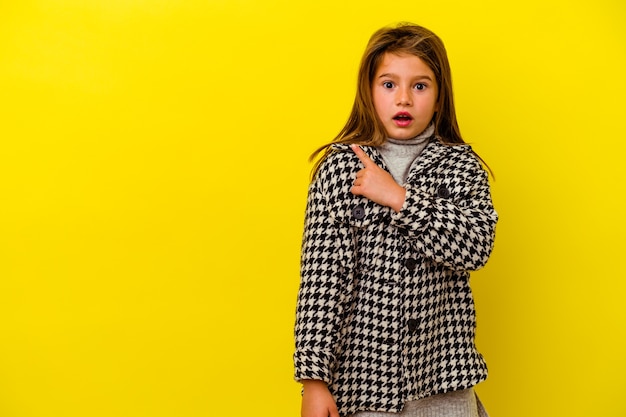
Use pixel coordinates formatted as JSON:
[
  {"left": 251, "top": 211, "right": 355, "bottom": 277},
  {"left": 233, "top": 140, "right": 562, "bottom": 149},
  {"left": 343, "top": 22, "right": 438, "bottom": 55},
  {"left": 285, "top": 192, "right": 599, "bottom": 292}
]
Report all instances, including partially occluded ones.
[{"left": 1, "top": 1, "right": 625, "bottom": 416}]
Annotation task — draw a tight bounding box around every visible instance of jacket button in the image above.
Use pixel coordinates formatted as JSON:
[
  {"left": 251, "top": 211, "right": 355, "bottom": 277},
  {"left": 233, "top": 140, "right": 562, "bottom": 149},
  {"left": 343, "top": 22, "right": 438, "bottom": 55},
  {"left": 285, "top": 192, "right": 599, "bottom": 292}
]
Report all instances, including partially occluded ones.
[
  {"left": 437, "top": 186, "right": 450, "bottom": 199},
  {"left": 407, "top": 319, "right": 419, "bottom": 332},
  {"left": 352, "top": 204, "right": 365, "bottom": 220},
  {"left": 404, "top": 258, "right": 417, "bottom": 271}
]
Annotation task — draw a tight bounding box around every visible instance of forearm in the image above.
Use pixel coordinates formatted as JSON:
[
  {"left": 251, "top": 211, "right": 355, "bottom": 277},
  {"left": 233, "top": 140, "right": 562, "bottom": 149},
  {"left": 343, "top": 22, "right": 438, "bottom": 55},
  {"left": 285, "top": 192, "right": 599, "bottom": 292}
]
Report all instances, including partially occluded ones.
[{"left": 391, "top": 177, "right": 497, "bottom": 270}]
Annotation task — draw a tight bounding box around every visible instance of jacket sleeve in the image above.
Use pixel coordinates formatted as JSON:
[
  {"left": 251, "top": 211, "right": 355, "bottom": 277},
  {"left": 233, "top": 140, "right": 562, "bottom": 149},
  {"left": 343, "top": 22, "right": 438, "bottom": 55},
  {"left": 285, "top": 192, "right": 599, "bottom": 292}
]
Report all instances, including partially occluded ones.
[
  {"left": 293, "top": 164, "right": 352, "bottom": 384},
  {"left": 389, "top": 152, "right": 498, "bottom": 271}
]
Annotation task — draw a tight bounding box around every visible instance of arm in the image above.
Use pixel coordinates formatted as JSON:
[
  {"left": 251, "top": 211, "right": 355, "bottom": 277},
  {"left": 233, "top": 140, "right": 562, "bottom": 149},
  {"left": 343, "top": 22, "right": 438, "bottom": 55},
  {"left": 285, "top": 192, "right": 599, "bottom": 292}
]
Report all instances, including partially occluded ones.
[
  {"left": 390, "top": 154, "right": 498, "bottom": 271},
  {"left": 349, "top": 144, "right": 496, "bottom": 271},
  {"left": 294, "top": 161, "right": 352, "bottom": 386}
]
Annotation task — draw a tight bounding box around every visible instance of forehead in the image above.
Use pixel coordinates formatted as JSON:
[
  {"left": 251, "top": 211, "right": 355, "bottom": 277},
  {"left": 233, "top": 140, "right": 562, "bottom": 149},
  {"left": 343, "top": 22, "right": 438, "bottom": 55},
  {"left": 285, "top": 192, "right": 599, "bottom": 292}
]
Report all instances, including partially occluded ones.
[{"left": 375, "top": 52, "right": 434, "bottom": 76}]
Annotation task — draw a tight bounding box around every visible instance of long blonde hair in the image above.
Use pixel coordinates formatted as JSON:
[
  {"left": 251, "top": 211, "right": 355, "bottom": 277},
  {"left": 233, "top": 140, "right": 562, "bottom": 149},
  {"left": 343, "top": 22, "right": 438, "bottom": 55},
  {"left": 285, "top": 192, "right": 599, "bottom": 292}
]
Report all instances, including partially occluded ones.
[{"left": 311, "top": 23, "right": 481, "bottom": 179}]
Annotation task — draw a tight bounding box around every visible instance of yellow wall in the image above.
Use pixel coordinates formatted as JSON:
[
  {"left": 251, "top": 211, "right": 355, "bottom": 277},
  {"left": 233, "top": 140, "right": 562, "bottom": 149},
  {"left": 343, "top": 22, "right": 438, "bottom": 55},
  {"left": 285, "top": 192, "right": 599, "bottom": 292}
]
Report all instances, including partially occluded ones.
[{"left": 1, "top": 1, "right": 625, "bottom": 416}]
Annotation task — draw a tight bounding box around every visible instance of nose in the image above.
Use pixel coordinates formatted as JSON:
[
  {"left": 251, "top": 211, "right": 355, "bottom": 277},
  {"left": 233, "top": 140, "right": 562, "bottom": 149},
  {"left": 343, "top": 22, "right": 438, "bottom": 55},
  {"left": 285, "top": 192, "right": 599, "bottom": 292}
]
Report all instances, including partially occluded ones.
[{"left": 396, "top": 87, "right": 412, "bottom": 106}]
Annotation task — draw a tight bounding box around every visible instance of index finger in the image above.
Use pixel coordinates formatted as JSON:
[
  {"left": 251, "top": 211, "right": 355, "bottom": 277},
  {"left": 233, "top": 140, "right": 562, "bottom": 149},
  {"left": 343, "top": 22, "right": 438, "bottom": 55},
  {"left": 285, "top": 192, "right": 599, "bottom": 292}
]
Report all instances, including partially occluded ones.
[{"left": 350, "top": 144, "right": 374, "bottom": 168}]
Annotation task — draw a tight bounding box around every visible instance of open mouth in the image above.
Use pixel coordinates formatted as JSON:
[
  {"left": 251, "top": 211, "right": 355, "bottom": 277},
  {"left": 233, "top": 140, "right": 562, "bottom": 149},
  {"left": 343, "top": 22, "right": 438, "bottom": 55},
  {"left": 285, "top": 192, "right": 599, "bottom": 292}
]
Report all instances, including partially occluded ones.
[{"left": 393, "top": 112, "right": 413, "bottom": 126}]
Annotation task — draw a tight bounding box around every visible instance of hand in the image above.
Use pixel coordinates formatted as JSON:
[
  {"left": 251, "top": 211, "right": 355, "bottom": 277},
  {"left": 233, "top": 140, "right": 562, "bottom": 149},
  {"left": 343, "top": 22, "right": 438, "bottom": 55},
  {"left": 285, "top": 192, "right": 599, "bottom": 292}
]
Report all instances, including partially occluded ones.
[
  {"left": 350, "top": 144, "right": 406, "bottom": 212},
  {"left": 301, "top": 380, "right": 339, "bottom": 417}
]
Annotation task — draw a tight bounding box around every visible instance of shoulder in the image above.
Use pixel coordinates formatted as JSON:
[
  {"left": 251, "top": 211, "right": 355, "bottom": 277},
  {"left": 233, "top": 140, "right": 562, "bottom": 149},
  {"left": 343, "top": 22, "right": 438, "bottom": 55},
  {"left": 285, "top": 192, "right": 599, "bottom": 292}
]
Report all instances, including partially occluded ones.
[
  {"left": 431, "top": 140, "right": 473, "bottom": 155},
  {"left": 315, "top": 144, "right": 361, "bottom": 180},
  {"left": 431, "top": 141, "right": 484, "bottom": 170}
]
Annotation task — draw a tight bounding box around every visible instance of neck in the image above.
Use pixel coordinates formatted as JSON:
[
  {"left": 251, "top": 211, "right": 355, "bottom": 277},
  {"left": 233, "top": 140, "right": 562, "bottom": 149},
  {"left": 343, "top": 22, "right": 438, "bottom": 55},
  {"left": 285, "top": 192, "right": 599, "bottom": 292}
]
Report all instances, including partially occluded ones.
[{"left": 386, "top": 123, "right": 435, "bottom": 145}]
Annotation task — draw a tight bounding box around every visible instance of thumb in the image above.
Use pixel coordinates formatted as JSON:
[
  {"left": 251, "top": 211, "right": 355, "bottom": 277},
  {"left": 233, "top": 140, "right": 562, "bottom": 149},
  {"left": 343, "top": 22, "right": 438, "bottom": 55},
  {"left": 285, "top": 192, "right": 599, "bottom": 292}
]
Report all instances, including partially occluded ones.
[{"left": 350, "top": 144, "right": 374, "bottom": 168}]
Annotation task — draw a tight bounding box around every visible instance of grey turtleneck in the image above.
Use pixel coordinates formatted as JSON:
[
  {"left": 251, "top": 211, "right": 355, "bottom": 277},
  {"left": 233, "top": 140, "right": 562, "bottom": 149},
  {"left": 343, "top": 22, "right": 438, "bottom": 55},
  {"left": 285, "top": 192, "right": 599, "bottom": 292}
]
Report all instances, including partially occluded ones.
[{"left": 377, "top": 124, "right": 435, "bottom": 185}]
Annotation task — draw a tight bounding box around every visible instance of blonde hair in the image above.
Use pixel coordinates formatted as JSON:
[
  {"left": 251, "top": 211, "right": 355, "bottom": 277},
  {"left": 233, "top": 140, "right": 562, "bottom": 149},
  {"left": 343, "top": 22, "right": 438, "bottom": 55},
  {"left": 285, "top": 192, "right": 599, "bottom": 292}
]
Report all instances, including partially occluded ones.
[{"left": 311, "top": 23, "right": 476, "bottom": 179}]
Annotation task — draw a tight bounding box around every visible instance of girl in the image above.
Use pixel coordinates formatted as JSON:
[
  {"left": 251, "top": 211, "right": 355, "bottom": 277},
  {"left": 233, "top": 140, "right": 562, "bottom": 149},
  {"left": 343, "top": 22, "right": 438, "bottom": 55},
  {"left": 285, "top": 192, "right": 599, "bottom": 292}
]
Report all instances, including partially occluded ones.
[{"left": 294, "top": 23, "right": 497, "bottom": 417}]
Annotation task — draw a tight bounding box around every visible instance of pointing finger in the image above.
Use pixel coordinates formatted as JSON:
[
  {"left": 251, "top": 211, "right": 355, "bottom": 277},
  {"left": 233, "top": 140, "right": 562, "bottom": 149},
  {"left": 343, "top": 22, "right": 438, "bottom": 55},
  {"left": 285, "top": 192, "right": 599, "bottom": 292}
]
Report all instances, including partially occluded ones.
[{"left": 350, "top": 144, "right": 374, "bottom": 168}]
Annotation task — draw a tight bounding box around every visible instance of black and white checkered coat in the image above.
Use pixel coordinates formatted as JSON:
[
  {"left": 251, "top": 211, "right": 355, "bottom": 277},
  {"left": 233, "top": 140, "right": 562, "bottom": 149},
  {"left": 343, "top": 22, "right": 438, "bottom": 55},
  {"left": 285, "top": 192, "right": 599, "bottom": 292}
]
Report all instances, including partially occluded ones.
[{"left": 294, "top": 140, "right": 498, "bottom": 416}]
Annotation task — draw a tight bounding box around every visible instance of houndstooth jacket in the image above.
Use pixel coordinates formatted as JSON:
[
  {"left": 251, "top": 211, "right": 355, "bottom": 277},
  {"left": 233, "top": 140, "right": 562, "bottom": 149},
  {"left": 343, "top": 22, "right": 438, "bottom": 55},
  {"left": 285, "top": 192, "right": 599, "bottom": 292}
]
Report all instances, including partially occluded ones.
[{"left": 294, "top": 139, "right": 498, "bottom": 416}]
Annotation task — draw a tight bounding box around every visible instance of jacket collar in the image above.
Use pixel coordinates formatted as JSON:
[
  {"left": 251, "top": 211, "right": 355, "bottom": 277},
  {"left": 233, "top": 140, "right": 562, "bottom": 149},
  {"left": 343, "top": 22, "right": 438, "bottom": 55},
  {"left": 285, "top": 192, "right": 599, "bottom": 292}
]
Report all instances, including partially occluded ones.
[
  {"left": 330, "top": 143, "right": 389, "bottom": 171},
  {"left": 331, "top": 140, "right": 472, "bottom": 178}
]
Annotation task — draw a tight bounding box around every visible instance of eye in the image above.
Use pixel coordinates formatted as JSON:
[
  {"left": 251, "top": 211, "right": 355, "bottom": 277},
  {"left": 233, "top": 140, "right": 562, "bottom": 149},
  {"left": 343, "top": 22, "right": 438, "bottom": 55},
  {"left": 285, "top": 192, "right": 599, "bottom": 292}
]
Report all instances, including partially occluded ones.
[
  {"left": 383, "top": 81, "right": 394, "bottom": 89},
  {"left": 414, "top": 83, "right": 426, "bottom": 90}
]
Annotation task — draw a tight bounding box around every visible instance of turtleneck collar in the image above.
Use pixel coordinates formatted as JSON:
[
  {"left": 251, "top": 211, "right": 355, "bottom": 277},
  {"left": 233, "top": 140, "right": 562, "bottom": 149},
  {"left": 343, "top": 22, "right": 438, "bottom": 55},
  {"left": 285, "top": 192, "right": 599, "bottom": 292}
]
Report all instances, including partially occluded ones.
[
  {"left": 384, "top": 123, "right": 435, "bottom": 146},
  {"left": 377, "top": 123, "right": 435, "bottom": 184}
]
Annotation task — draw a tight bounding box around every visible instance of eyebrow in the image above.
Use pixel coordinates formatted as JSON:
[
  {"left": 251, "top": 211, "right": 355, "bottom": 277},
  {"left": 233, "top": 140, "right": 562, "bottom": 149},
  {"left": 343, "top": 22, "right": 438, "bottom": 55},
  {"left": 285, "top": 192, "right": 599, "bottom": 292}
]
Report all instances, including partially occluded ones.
[{"left": 378, "top": 73, "right": 433, "bottom": 81}]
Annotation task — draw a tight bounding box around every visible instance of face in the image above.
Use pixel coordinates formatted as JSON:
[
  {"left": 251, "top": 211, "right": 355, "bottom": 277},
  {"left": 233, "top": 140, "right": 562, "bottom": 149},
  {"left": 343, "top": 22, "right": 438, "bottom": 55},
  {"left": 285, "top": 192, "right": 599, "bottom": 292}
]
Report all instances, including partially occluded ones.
[{"left": 372, "top": 52, "right": 439, "bottom": 140}]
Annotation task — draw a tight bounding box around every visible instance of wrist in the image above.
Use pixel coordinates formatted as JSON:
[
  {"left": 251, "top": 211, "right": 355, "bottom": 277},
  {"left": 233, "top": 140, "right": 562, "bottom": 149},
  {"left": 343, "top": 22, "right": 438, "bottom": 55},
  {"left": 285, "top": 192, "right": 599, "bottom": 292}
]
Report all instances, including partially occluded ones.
[
  {"left": 390, "top": 184, "right": 406, "bottom": 213},
  {"left": 302, "top": 379, "right": 328, "bottom": 388}
]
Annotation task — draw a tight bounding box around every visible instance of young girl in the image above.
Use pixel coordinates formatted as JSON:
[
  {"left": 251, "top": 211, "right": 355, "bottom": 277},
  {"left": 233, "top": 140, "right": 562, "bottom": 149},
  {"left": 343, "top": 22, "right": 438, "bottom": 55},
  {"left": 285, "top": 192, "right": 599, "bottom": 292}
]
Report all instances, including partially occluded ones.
[{"left": 294, "top": 23, "right": 497, "bottom": 417}]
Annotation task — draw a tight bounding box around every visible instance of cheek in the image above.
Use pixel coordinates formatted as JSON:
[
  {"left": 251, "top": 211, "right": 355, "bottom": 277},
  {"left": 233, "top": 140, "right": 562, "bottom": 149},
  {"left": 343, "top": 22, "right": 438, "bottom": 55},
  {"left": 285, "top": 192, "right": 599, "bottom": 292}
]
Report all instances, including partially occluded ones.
[
  {"left": 425, "top": 93, "right": 439, "bottom": 112},
  {"left": 372, "top": 92, "right": 386, "bottom": 117}
]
